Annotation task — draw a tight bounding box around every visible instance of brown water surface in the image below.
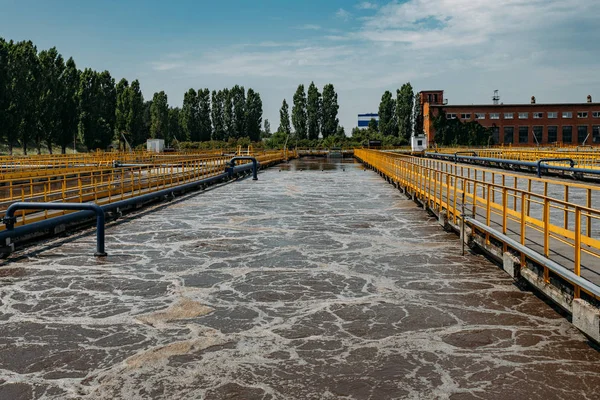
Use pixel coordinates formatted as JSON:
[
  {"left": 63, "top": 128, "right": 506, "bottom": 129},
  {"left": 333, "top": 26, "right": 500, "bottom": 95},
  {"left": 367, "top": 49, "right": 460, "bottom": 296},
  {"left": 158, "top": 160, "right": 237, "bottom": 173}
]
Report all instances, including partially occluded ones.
[{"left": 0, "top": 157, "right": 599, "bottom": 399}]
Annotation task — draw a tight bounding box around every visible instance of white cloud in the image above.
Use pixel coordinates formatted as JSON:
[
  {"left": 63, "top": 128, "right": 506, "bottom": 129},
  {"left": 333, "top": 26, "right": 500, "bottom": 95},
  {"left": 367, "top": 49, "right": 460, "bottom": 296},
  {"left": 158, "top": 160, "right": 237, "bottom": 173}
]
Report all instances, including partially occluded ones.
[
  {"left": 150, "top": 61, "right": 184, "bottom": 71},
  {"left": 148, "top": 0, "right": 600, "bottom": 132},
  {"left": 356, "top": 2, "right": 378, "bottom": 10},
  {"left": 359, "top": 0, "right": 595, "bottom": 49},
  {"left": 297, "top": 24, "right": 322, "bottom": 31},
  {"left": 335, "top": 8, "right": 352, "bottom": 21}
]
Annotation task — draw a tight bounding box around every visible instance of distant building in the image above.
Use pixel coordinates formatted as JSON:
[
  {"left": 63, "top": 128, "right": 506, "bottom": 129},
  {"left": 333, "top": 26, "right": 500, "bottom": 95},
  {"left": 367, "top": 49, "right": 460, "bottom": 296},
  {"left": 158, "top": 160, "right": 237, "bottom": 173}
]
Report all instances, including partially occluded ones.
[
  {"left": 420, "top": 90, "right": 600, "bottom": 146},
  {"left": 358, "top": 113, "right": 379, "bottom": 129}
]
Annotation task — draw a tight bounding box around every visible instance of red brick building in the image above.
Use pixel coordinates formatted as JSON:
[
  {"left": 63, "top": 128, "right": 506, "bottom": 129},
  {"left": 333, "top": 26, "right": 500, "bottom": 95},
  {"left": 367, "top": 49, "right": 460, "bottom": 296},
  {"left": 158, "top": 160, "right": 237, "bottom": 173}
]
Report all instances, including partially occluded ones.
[{"left": 421, "top": 90, "right": 600, "bottom": 146}]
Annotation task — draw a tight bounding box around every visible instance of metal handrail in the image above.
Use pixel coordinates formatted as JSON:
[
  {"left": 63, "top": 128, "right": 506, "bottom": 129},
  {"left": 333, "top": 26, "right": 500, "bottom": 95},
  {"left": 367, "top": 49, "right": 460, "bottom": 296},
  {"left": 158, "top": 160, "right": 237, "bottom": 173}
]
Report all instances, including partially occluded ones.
[{"left": 3, "top": 202, "right": 106, "bottom": 257}]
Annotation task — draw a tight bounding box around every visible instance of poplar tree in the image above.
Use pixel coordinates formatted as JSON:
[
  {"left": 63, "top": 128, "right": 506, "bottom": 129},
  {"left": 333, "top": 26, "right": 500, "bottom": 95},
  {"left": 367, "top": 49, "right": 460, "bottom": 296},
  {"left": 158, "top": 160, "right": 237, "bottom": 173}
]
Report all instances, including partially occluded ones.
[
  {"left": 245, "top": 88, "right": 262, "bottom": 142},
  {"left": 307, "top": 82, "right": 321, "bottom": 140},
  {"left": 223, "top": 88, "right": 234, "bottom": 139},
  {"left": 231, "top": 85, "right": 246, "bottom": 138},
  {"left": 211, "top": 90, "right": 225, "bottom": 141},
  {"left": 141, "top": 100, "right": 152, "bottom": 141},
  {"left": 77, "top": 68, "right": 100, "bottom": 150},
  {"left": 321, "top": 84, "right": 339, "bottom": 138},
  {"left": 292, "top": 84, "right": 307, "bottom": 140},
  {"left": 181, "top": 88, "right": 198, "bottom": 141},
  {"left": 58, "top": 57, "right": 79, "bottom": 153},
  {"left": 8, "top": 40, "right": 39, "bottom": 155},
  {"left": 97, "top": 70, "right": 116, "bottom": 147},
  {"left": 129, "top": 79, "right": 145, "bottom": 146},
  {"left": 378, "top": 90, "right": 396, "bottom": 137},
  {"left": 168, "top": 107, "right": 181, "bottom": 143},
  {"left": 0, "top": 38, "right": 7, "bottom": 148},
  {"left": 198, "top": 88, "right": 211, "bottom": 141},
  {"left": 150, "top": 91, "right": 169, "bottom": 140},
  {"left": 78, "top": 69, "right": 116, "bottom": 150},
  {"left": 37, "top": 47, "right": 65, "bottom": 153},
  {"left": 263, "top": 119, "right": 271, "bottom": 138},
  {"left": 396, "top": 82, "right": 414, "bottom": 140},
  {"left": 413, "top": 93, "right": 424, "bottom": 137},
  {"left": 278, "top": 99, "right": 291, "bottom": 135},
  {"left": 115, "top": 78, "right": 130, "bottom": 149}
]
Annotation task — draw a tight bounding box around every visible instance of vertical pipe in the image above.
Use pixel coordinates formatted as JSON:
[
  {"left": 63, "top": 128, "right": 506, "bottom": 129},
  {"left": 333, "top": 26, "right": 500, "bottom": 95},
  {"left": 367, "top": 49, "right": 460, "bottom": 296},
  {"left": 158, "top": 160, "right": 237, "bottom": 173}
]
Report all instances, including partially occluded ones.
[{"left": 95, "top": 208, "right": 107, "bottom": 257}]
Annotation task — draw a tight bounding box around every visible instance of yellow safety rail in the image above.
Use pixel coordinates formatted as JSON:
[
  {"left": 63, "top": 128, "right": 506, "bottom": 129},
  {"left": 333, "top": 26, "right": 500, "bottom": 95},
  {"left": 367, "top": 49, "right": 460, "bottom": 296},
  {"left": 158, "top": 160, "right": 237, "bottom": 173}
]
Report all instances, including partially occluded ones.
[
  {"left": 356, "top": 148, "right": 600, "bottom": 300},
  {"left": 426, "top": 147, "right": 600, "bottom": 169},
  {"left": 0, "top": 150, "right": 290, "bottom": 229}
]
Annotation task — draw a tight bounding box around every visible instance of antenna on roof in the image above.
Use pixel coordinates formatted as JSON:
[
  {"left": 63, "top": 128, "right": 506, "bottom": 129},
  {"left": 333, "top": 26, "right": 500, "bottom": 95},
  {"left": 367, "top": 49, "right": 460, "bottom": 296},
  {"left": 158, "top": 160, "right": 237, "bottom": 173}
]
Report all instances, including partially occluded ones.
[{"left": 493, "top": 90, "right": 500, "bottom": 105}]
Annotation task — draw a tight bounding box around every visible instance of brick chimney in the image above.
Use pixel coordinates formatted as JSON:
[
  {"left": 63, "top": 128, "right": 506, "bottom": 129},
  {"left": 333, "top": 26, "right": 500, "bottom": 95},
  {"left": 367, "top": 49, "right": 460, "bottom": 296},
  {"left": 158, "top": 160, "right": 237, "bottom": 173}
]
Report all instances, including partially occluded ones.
[{"left": 531, "top": 96, "right": 536, "bottom": 104}]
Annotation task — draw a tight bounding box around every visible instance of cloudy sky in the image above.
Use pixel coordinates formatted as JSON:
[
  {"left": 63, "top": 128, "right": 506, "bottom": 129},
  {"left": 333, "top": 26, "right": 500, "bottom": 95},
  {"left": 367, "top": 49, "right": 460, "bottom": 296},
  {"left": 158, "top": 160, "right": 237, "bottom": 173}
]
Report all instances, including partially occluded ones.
[{"left": 1, "top": 0, "right": 599, "bottom": 132}]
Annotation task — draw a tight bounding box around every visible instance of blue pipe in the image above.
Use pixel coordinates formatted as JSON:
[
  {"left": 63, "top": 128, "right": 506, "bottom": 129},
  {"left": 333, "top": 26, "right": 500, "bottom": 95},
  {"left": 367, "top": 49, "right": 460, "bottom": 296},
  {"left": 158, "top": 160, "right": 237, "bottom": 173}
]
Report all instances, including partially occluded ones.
[
  {"left": 0, "top": 161, "right": 256, "bottom": 257},
  {"left": 454, "top": 151, "right": 478, "bottom": 163},
  {"left": 228, "top": 157, "right": 259, "bottom": 180},
  {"left": 536, "top": 158, "right": 575, "bottom": 178},
  {"left": 4, "top": 202, "right": 106, "bottom": 257}
]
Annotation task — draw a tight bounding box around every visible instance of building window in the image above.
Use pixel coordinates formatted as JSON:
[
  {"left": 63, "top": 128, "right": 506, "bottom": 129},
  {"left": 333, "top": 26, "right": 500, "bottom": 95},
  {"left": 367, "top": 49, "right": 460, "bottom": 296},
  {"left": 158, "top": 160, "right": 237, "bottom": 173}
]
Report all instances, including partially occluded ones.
[
  {"left": 446, "top": 113, "right": 457, "bottom": 119},
  {"left": 518, "top": 112, "right": 529, "bottom": 119},
  {"left": 593, "top": 111, "right": 600, "bottom": 118},
  {"left": 548, "top": 112, "right": 558, "bottom": 119},
  {"left": 518, "top": 126, "right": 529, "bottom": 143},
  {"left": 504, "top": 113, "right": 514, "bottom": 119},
  {"left": 593, "top": 126, "right": 600, "bottom": 143},
  {"left": 562, "top": 111, "right": 573, "bottom": 118},
  {"left": 578, "top": 126, "right": 588, "bottom": 144},
  {"left": 461, "top": 113, "right": 471, "bottom": 120},
  {"left": 475, "top": 113, "right": 486, "bottom": 120},
  {"left": 492, "top": 127, "right": 500, "bottom": 144},
  {"left": 533, "top": 126, "right": 543, "bottom": 144},
  {"left": 578, "top": 111, "right": 588, "bottom": 118},
  {"left": 504, "top": 127, "right": 514, "bottom": 144},
  {"left": 562, "top": 126, "right": 573, "bottom": 143},
  {"left": 533, "top": 112, "right": 544, "bottom": 119},
  {"left": 548, "top": 126, "right": 558, "bottom": 143},
  {"left": 417, "top": 140, "right": 423, "bottom": 146},
  {"left": 490, "top": 113, "right": 500, "bottom": 120}
]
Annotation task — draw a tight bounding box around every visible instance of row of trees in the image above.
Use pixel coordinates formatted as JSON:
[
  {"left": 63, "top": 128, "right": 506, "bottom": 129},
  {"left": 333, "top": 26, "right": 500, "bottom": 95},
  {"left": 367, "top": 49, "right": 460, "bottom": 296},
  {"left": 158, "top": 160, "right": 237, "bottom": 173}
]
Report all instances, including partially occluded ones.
[
  {"left": 141, "top": 85, "right": 263, "bottom": 149},
  {"left": 0, "top": 37, "right": 264, "bottom": 154},
  {"left": 276, "top": 82, "right": 341, "bottom": 140},
  {"left": 375, "top": 82, "right": 423, "bottom": 143}
]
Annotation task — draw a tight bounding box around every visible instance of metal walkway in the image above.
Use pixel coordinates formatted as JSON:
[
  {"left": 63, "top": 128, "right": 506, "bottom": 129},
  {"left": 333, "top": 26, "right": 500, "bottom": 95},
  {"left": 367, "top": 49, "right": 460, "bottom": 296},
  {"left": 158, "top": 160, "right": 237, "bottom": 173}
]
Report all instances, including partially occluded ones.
[{"left": 355, "top": 149, "right": 600, "bottom": 305}]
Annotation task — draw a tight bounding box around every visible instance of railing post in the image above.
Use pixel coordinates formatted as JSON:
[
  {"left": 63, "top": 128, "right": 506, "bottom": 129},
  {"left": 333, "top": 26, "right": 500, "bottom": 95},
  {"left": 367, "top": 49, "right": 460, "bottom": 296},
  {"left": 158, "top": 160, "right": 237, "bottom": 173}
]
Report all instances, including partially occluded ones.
[
  {"left": 543, "top": 198, "right": 550, "bottom": 257},
  {"left": 574, "top": 207, "right": 581, "bottom": 277},
  {"left": 502, "top": 188, "right": 508, "bottom": 235},
  {"left": 520, "top": 192, "right": 526, "bottom": 246},
  {"left": 587, "top": 188, "right": 592, "bottom": 237}
]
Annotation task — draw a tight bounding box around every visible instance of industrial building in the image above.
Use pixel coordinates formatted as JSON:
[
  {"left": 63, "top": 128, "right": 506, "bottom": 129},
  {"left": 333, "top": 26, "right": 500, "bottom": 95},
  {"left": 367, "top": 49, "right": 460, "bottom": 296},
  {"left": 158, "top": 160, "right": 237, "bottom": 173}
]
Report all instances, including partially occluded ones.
[
  {"left": 358, "top": 113, "right": 379, "bottom": 129},
  {"left": 420, "top": 90, "right": 600, "bottom": 146}
]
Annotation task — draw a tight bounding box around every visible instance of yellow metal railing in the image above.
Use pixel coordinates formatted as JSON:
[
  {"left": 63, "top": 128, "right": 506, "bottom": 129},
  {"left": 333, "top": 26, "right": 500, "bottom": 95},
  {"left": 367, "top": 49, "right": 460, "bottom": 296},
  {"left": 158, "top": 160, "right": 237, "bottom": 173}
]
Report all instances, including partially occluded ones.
[
  {"left": 356, "top": 148, "right": 600, "bottom": 299},
  {"left": 426, "top": 147, "right": 600, "bottom": 169},
  {"left": 0, "top": 150, "right": 290, "bottom": 229}
]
